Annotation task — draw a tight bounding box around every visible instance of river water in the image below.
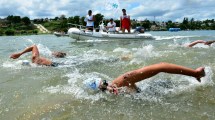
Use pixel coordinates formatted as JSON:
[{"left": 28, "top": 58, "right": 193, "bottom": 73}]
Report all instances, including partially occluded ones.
[{"left": 0, "top": 31, "right": 215, "bottom": 120}]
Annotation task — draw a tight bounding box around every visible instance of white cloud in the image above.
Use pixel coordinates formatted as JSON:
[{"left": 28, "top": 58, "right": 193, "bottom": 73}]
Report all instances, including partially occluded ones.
[{"left": 0, "top": 0, "right": 214, "bottom": 22}]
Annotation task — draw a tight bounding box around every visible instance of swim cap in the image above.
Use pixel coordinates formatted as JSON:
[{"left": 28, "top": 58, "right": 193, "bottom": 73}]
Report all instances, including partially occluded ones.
[
  {"left": 84, "top": 78, "right": 101, "bottom": 90},
  {"left": 89, "top": 80, "right": 100, "bottom": 90},
  {"left": 22, "top": 60, "right": 30, "bottom": 66}
]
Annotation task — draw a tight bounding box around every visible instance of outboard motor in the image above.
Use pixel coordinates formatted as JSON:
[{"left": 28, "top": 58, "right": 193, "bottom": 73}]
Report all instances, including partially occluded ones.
[{"left": 135, "top": 26, "right": 145, "bottom": 33}]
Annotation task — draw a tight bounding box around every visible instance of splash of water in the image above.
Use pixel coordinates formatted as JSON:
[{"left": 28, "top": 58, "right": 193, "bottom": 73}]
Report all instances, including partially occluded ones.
[{"left": 43, "top": 69, "right": 112, "bottom": 101}]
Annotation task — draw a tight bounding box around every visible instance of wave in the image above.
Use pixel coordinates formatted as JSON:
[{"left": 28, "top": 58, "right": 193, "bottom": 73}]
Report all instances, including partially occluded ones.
[
  {"left": 42, "top": 65, "right": 213, "bottom": 102},
  {"left": 154, "top": 35, "right": 197, "bottom": 41},
  {"left": 113, "top": 44, "right": 160, "bottom": 65}
]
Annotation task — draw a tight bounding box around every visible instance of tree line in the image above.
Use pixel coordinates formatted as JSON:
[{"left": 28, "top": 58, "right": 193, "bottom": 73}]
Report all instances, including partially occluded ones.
[
  {"left": 1, "top": 14, "right": 215, "bottom": 36},
  {"left": 0, "top": 15, "right": 38, "bottom": 36},
  {"left": 35, "top": 14, "right": 215, "bottom": 32}
]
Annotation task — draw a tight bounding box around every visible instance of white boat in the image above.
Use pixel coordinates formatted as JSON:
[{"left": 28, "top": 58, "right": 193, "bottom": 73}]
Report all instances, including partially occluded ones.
[{"left": 67, "top": 23, "right": 154, "bottom": 41}]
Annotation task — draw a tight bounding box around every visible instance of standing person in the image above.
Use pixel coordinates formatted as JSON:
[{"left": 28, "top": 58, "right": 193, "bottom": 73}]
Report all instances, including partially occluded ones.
[
  {"left": 10, "top": 45, "right": 66, "bottom": 67},
  {"left": 120, "top": 9, "right": 131, "bottom": 33},
  {"left": 85, "top": 10, "right": 95, "bottom": 31},
  {"left": 106, "top": 18, "right": 116, "bottom": 32},
  {"left": 87, "top": 62, "right": 205, "bottom": 95}
]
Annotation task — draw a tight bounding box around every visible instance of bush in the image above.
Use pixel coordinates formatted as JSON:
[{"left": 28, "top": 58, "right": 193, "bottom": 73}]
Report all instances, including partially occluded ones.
[
  {"left": 21, "top": 30, "right": 27, "bottom": 34},
  {"left": 0, "top": 29, "right": 4, "bottom": 36},
  {"left": 32, "top": 30, "right": 38, "bottom": 34},
  {"left": 5, "top": 29, "right": 15, "bottom": 36}
]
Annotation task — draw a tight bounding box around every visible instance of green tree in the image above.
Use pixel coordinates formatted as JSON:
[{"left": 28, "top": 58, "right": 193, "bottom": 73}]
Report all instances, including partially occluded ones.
[
  {"left": 68, "top": 17, "right": 74, "bottom": 23},
  {"left": 5, "top": 29, "right": 15, "bottom": 36},
  {"left": 12, "top": 16, "right": 21, "bottom": 23},
  {"left": 22, "top": 17, "right": 31, "bottom": 25},
  {"left": 0, "top": 29, "right": 4, "bottom": 36},
  {"left": 73, "top": 16, "right": 80, "bottom": 24},
  {"left": 80, "top": 16, "right": 86, "bottom": 26},
  {"left": 94, "top": 13, "right": 104, "bottom": 28},
  {"left": 142, "top": 19, "right": 151, "bottom": 30}
]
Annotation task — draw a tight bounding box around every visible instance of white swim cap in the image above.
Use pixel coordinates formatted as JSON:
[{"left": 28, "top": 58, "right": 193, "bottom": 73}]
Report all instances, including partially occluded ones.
[{"left": 22, "top": 60, "right": 30, "bottom": 66}]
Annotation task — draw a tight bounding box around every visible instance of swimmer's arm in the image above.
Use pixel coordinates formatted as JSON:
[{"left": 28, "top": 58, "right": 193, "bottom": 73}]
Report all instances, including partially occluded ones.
[
  {"left": 10, "top": 45, "right": 38, "bottom": 59},
  {"left": 187, "top": 40, "right": 206, "bottom": 47},
  {"left": 205, "top": 40, "right": 215, "bottom": 45}
]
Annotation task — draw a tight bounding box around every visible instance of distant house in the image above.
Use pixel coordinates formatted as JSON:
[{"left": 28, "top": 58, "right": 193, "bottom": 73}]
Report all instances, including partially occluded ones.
[{"left": 150, "top": 25, "right": 160, "bottom": 31}]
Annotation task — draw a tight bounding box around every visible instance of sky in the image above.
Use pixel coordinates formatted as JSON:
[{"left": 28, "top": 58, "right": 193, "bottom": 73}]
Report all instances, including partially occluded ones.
[{"left": 0, "top": 0, "right": 215, "bottom": 22}]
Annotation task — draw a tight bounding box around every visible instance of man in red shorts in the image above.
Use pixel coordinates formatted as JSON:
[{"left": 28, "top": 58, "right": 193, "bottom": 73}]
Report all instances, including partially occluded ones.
[{"left": 120, "top": 9, "right": 131, "bottom": 33}]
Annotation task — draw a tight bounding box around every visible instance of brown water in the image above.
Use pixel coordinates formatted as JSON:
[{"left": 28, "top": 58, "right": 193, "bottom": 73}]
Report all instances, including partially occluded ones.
[{"left": 0, "top": 31, "right": 215, "bottom": 120}]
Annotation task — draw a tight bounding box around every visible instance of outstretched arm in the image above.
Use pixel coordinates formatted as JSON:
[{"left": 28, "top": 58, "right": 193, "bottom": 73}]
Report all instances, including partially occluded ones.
[
  {"left": 187, "top": 40, "right": 206, "bottom": 47},
  {"left": 135, "top": 62, "right": 205, "bottom": 82},
  {"left": 112, "top": 62, "right": 205, "bottom": 90},
  {"left": 204, "top": 40, "right": 215, "bottom": 45}
]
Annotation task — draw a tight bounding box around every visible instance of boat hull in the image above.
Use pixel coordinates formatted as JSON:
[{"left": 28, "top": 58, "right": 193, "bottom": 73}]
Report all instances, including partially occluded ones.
[{"left": 68, "top": 28, "right": 154, "bottom": 41}]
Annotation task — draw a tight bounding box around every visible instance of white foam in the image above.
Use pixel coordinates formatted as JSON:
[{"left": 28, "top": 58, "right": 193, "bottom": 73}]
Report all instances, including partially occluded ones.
[
  {"left": 2, "top": 60, "right": 33, "bottom": 69},
  {"left": 154, "top": 35, "right": 195, "bottom": 41},
  {"left": 129, "top": 44, "right": 160, "bottom": 64},
  {"left": 43, "top": 70, "right": 112, "bottom": 101},
  {"left": 113, "top": 47, "right": 131, "bottom": 54},
  {"left": 61, "top": 49, "right": 118, "bottom": 67},
  {"left": 37, "top": 44, "right": 52, "bottom": 57}
]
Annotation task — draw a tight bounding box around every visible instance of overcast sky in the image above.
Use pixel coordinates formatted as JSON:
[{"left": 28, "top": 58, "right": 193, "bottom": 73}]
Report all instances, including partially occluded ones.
[{"left": 0, "top": 0, "right": 215, "bottom": 22}]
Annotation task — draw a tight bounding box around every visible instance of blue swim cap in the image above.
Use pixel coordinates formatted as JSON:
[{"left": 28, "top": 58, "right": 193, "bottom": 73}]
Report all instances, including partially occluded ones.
[
  {"left": 88, "top": 80, "right": 100, "bottom": 90},
  {"left": 84, "top": 78, "right": 100, "bottom": 90}
]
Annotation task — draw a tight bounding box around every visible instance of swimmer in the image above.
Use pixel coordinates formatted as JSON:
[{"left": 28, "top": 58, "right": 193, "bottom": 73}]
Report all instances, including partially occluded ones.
[
  {"left": 187, "top": 40, "right": 215, "bottom": 47},
  {"left": 87, "top": 62, "right": 205, "bottom": 95},
  {"left": 10, "top": 45, "right": 66, "bottom": 67}
]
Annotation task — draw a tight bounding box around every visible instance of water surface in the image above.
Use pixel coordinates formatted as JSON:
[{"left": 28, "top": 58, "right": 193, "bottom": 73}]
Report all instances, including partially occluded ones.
[{"left": 0, "top": 31, "right": 215, "bottom": 120}]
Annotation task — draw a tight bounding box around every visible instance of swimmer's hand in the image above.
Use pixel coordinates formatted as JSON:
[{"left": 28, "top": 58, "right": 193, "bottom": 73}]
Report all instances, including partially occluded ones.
[
  {"left": 10, "top": 53, "right": 22, "bottom": 59},
  {"left": 112, "top": 87, "right": 119, "bottom": 95},
  {"left": 107, "top": 85, "right": 119, "bottom": 95}
]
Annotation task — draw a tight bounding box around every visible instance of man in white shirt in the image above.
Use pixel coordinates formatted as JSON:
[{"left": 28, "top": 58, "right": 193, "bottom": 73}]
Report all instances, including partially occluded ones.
[
  {"left": 106, "top": 18, "right": 116, "bottom": 32},
  {"left": 85, "top": 10, "right": 95, "bottom": 31}
]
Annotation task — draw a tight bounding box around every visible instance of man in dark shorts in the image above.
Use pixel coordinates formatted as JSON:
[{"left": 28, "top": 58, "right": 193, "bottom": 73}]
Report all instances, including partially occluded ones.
[{"left": 10, "top": 45, "right": 66, "bottom": 67}]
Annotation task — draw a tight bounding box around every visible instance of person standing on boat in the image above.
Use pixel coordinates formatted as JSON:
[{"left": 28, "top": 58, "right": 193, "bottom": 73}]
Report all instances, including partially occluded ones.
[
  {"left": 85, "top": 10, "right": 95, "bottom": 31},
  {"left": 106, "top": 18, "right": 116, "bottom": 32},
  {"left": 120, "top": 9, "right": 131, "bottom": 33}
]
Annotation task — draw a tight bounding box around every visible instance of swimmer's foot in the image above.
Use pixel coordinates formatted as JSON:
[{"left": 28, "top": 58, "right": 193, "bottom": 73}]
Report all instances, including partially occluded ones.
[{"left": 195, "top": 67, "right": 205, "bottom": 82}]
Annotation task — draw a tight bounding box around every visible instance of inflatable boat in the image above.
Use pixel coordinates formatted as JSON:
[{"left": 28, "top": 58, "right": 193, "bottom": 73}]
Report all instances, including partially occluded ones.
[{"left": 67, "top": 24, "right": 154, "bottom": 41}]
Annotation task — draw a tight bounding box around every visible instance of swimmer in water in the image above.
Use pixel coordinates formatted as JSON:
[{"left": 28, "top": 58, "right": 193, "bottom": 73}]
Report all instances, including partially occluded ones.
[
  {"left": 88, "top": 62, "right": 205, "bottom": 95},
  {"left": 10, "top": 45, "right": 66, "bottom": 67},
  {"left": 187, "top": 40, "right": 215, "bottom": 47}
]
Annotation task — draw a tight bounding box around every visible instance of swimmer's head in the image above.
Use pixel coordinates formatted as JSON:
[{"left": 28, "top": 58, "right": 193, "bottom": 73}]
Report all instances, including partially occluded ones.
[
  {"left": 52, "top": 52, "right": 66, "bottom": 58},
  {"left": 135, "top": 26, "right": 145, "bottom": 33},
  {"left": 99, "top": 80, "right": 108, "bottom": 91},
  {"left": 85, "top": 79, "right": 108, "bottom": 91},
  {"left": 22, "top": 60, "right": 30, "bottom": 66}
]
